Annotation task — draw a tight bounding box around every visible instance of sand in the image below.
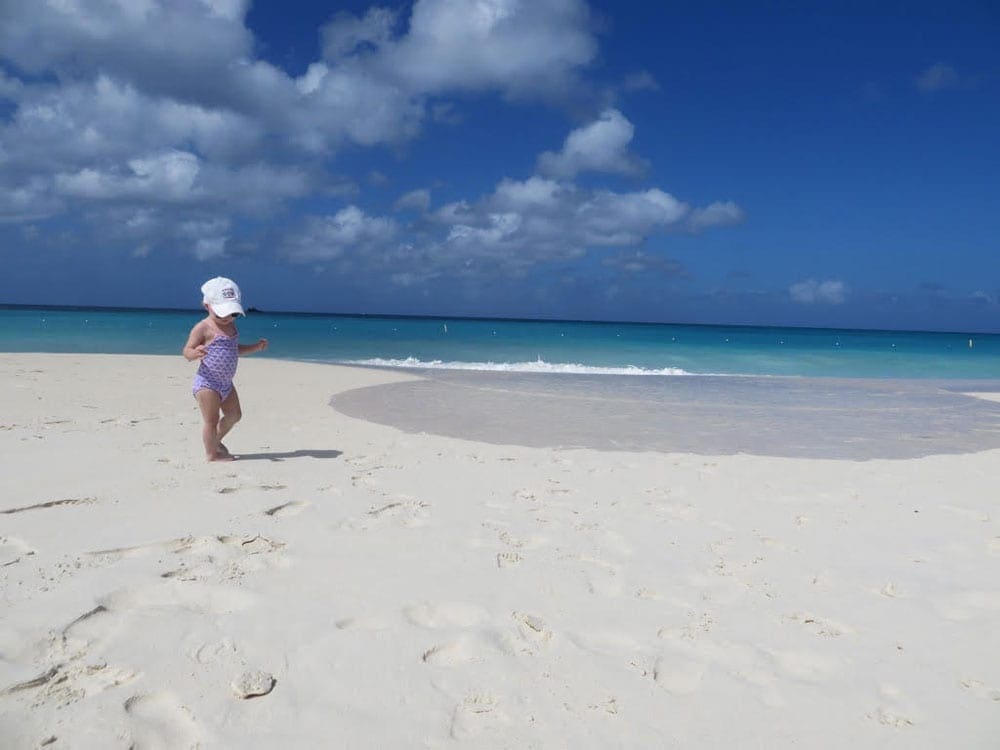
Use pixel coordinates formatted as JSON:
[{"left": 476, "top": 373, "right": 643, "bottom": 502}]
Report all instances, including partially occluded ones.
[
  {"left": 1, "top": 353, "right": 999, "bottom": 748},
  {"left": 332, "top": 369, "right": 1000, "bottom": 459}
]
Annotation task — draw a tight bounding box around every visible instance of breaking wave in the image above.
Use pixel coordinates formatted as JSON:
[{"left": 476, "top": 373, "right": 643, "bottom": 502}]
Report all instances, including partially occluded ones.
[{"left": 345, "top": 357, "right": 695, "bottom": 376}]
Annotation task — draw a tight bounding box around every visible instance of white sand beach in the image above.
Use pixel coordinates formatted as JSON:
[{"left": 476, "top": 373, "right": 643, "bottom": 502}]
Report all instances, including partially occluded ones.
[{"left": 1, "top": 353, "right": 999, "bottom": 748}]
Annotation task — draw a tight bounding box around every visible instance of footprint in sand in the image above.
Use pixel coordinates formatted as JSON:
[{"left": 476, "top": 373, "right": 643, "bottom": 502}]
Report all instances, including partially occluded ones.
[
  {"left": 405, "top": 603, "right": 509, "bottom": 665},
  {"left": 347, "top": 457, "right": 401, "bottom": 489},
  {"left": 403, "top": 602, "right": 490, "bottom": 629},
  {"left": 0, "top": 536, "right": 35, "bottom": 566},
  {"left": 334, "top": 615, "right": 392, "bottom": 631},
  {"left": 498, "top": 529, "right": 527, "bottom": 548},
  {"left": 124, "top": 693, "right": 202, "bottom": 749},
  {"left": 450, "top": 692, "right": 505, "bottom": 740},
  {"left": 651, "top": 635, "right": 787, "bottom": 707},
  {"left": 421, "top": 633, "right": 509, "bottom": 666},
  {"left": 218, "top": 534, "right": 284, "bottom": 556},
  {"left": 85, "top": 536, "right": 200, "bottom": 566},
  {"left": 657, "top": 611, "right": 717, "bottom": 642},
  {"left": 564, "top": 554, "right": 621, "bottom": 598},
  {"left": 4, "top": 625, "right": 138, "bottom": 707},
  {"left": 867, "top": 684, "right": 918, "bottom": 728},
  {"left": 217, "top": 534, "right": 286, "bottom": 576},
  {"left": 878, "top": 581, "right": 906, "bottom": 598},
  {"left": 496, "top": 551, "right": 522, "bottom": 568},
  {"left": 481, "top": 521, "right": 547, "bottom": 551},
  {"left": 12, "top": 664, "right": 137, "bottom": 708},
  {"left": 86, "top": 534, "right": 287, "bottom": 583},
  {"left": 349, "top": 470, "right": 378, "bottom": 489},
  {"left": 0, "top": 497, "right": 97, "bottom": 515},
  {"left": 340, "top": 498, "right": 431, "bottom": 530},
  {"left": 511, "top": 611, "right": 552, "bottom": 648},
  {"left": 569, "top": 630, "right": 643, "bottom": 659},
  {"left": 653, "top": 656, "right": 705, "bottom": 695},
  {"left": 786, "top": 612, "right": 854, "bottom": 638},
  {"left": 1, "top": 606, "right": 131, "bottom": 710},
  {"left": 263, "top": 500, "right": 309, "bottom": 518},
  {"left": 367, "top": 500, "right": 416, "bottom": 519},
  {"left": 960, "top": 678, "right": 1000, "bottom": 702},
  {"left": 61, "top": 603, "right": 114, "bottom": 647},
  {"left": 190, "top": 638, "right": 238, "bottom": 665},
  {"left": 588, "top": 697, "right": 620, "bottom": 716}
]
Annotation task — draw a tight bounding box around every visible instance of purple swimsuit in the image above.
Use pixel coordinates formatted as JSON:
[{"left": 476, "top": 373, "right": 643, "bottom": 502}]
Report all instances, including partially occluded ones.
[{"left": 192, "top": 331, "right": 239, "bottom": 400}]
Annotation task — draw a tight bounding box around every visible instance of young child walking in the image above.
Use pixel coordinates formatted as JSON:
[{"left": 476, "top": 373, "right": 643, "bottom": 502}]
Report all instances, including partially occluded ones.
[{"left": 183, "top": 277, "right": 268, "bottom": 461}]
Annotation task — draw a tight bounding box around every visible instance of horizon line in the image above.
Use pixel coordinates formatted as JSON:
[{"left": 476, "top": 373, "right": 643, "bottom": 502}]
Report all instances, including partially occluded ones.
[{"left": 0, "top": 302, "right": 995, "bottom": 337}]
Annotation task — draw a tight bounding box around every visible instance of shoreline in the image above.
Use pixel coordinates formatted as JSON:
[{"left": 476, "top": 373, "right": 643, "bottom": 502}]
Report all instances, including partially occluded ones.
[
  {"left": 2, "top": 353, "right": 999, "bottom": 747},
  {"left": 4, "top": 307, "right": 999, "bottom": 381}
]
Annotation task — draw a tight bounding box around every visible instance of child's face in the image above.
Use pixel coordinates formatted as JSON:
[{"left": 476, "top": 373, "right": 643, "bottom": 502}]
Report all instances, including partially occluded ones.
[{"left": 205, "top": 304, "right": 237, "bottom": 323}]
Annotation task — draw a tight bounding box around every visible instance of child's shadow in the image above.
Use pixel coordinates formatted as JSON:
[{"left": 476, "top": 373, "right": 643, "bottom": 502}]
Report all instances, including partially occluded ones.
[{"left": 235, "top": 449, "right": 343, "bottom": 462}]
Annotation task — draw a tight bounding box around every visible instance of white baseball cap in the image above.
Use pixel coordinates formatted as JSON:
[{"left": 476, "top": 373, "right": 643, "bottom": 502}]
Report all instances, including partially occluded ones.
[{"left": 201, "top": 276, "right": 245, "bottom": 317}]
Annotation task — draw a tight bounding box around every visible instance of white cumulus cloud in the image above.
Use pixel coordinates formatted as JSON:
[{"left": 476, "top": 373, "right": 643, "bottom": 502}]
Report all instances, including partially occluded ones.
[
  {"left": 0, "top": 0, "right": 745, "bottom": 282},
  {"left": 688, "top": 201, "right": 746, "bottom": 232},
  {"left": 371, "top": 0, "right": 598, "bottom": 97},
  {"left": 394, "top": 188, "right": 432, "bottom": 212},
  {"left": 789, "top": 279, "right": 849, "bottom": 305},
  {"left": 55, "top": 150, "right": 201, "bottom": 202},
  {"left": 281, "top": 110, "right": 743, "bottom": 285},
  {"left": 284, "top": 206, "right": 399, "bottom": 261},
  {"left": 537, "top": 109, "right": 646, "bottom": 178},
  {"left": 321, "top": 7, "right": 398, "bottom": 59}
]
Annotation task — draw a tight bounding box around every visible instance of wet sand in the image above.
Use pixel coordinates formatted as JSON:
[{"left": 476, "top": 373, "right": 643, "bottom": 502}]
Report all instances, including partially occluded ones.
[{"left": 332, "top": 369, "right": 1000, "bottom": 459}]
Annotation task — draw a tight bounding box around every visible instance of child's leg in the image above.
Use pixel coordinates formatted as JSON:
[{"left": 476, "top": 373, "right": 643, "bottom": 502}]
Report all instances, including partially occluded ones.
[
  {"left": 216, "top": 387, "right": 243, "bottom": 447},
  {"left": 195, "top": 388, "right": 231, "bottom": 461}
]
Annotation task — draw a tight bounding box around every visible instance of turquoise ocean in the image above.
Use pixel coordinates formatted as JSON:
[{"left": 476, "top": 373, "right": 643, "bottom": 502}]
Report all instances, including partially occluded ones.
[{"left": 1, "top": 305, "right": 998, "bottom": 380}]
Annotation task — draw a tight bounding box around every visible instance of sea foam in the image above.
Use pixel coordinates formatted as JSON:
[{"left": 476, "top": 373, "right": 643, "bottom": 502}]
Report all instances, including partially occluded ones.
[{"left": 346, "top": 357, "right": 694, "bottom": 376}]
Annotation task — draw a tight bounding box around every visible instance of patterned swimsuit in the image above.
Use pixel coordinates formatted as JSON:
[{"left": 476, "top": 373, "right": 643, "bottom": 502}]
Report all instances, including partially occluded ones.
[{"left": 192, "top": 330, "right": 239, "bottom": 400}]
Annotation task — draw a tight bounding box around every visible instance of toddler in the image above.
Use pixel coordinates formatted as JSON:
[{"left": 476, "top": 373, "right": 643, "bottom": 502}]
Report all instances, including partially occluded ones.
[{"left": 183, "top": 277, "right": 268, "bottom": 461}]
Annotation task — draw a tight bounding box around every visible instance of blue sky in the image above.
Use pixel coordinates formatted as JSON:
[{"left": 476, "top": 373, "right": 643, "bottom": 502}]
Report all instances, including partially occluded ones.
[{"left": 0, "top": 1, "right": 997, "bottom": 332}]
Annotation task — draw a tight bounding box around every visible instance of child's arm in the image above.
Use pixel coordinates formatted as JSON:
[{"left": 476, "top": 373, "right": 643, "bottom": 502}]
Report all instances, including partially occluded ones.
[
  {"left": 182, "top": 322, "right": 210, "bottom": 361},
  {"left": 238, "top": 338, "right": 269, "bottom": 356}
]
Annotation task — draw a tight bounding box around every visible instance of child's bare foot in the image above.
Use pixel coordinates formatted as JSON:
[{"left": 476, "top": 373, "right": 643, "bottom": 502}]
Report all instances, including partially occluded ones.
[
  {"left": 208, "top": 450, "right": 236, "bottom": 462},
  {"left": 217, "top": 442, "right": 232, "bottom": 458}
]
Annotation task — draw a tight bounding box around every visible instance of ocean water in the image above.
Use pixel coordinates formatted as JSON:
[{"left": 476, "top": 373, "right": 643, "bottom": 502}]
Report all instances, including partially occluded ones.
[{"left": 1, "top": 305, "right": 998, "bottom": 380}]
